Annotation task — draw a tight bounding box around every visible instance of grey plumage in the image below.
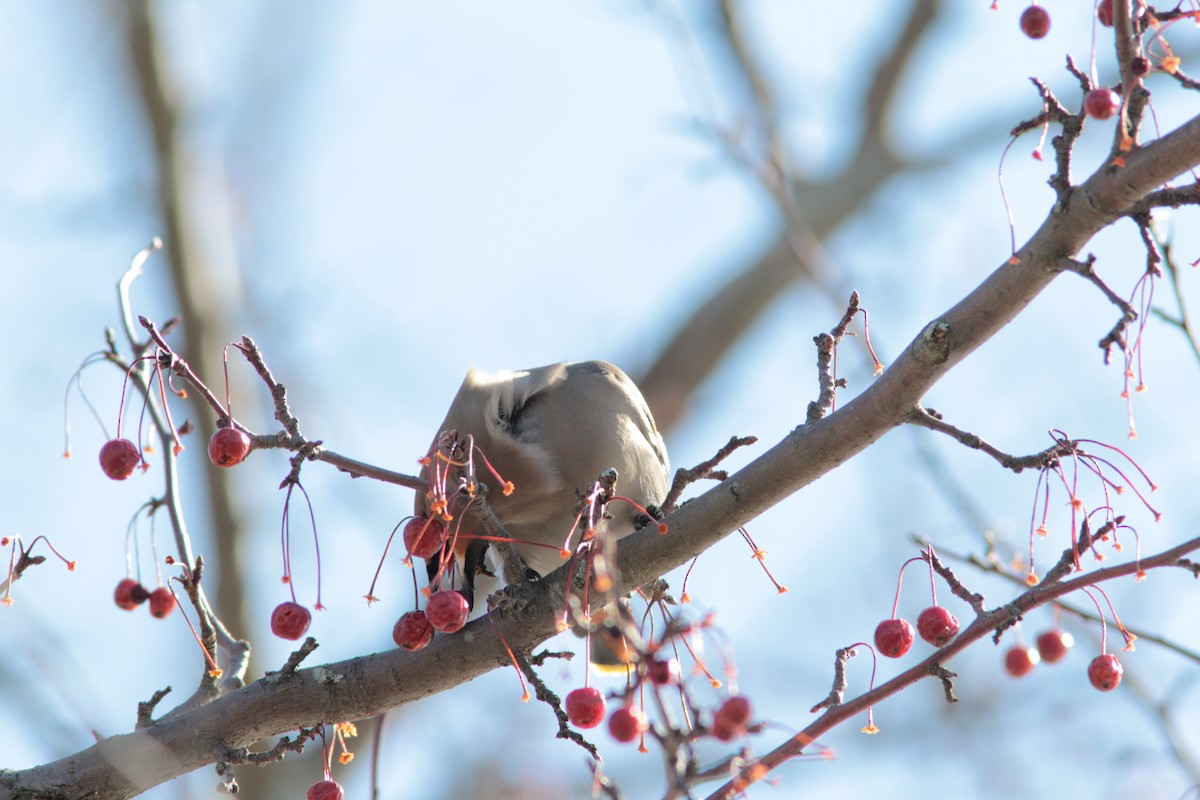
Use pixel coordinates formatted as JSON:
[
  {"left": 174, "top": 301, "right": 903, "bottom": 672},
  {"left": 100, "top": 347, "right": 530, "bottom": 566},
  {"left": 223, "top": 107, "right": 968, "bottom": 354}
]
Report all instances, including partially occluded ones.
[{"left": 417, "top": 360, "right": 670, "bottom": 604}]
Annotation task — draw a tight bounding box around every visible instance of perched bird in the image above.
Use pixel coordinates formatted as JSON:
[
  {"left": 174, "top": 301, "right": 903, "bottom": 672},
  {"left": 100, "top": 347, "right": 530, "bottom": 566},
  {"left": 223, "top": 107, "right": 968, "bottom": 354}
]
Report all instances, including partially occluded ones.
[{"left": 416, "top": 361, "right": 670, "bottom": 628}]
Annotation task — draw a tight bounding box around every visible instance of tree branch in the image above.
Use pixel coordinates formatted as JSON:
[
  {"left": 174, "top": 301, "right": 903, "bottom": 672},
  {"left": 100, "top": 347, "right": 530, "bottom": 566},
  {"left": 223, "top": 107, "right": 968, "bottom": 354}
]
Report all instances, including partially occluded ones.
[{"left": 7, "top": 96, "right": 1200, "bottom": 800}]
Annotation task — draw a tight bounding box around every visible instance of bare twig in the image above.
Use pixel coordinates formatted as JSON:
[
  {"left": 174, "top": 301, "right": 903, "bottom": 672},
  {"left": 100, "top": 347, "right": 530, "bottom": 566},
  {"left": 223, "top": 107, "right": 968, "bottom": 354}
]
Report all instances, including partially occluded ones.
[
  {"left": 516, "top": 654, "right": 600, "bottom": 760},
  {"left": 809, "top": 647, "right": 854, "bottom": 713},
  {"left": 907, "top": 407, "right": 1058, "bottom": 473},
  {"left": 661, "top": 435, "right": 758, "bottom": 513},
  {"left": 135, "top": 687, "right": 172, "bottom": 730},
  {"left": 1055, "top": 256, "right": 1140, "bottom": 363}
]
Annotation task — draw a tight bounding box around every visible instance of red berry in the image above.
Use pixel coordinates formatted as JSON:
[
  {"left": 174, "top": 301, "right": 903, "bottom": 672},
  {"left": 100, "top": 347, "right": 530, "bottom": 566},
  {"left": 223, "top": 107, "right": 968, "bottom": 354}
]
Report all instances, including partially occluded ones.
[
  {"left": 114, "top": 578, "right": 149, "bottom": 610},
  {"left": 916, "top": 606, "right": 960, "bottom": 647},
  {"left": 1088, "top": 653, "right": 1123, "bottom": 691},
  {"left": 565, "top": 687, "right": 607, "bottom": 729},
  {"left": 208, "top": 426, "right": 251, "bottom": 468},
  {"left": 148, "top": 586, "right": 175, "bottom": 619},
  {"left": 270, "top": 601, "right": 312, "bottom": 640},
  {"left": 1004, "top": 646, "right": 1039, "bottom": 677},
  {"left": 1130, "top": 56, "right": 1150, "bottom": 78},
  {"left": 402, "top": 516, "right": 446, "bottom": 561},
  {"left": 1035, "top": 629, "right": 1073, "bottom": 664},
  {"left": 874, "top": 618, "right": 915, "bottom": 658},
  {"left": 1085, "top": 88, "right": 1120, "bottom": 120},
  {"left": 425, "top": 590, "right": 469, "bottom": 633},
  {"left": 306, "top": 779, "right": 345, "bottom": 800},
  {"left": 711, "top": 695, "right": 753, "bottom": 741},
  {"left": 645, "top": 657, "right": 680, "bottom": 686},
  {"left": 1097, "top": 0, "right": 1113, "bottom": 26},
  {"left": 392, "top": 610, "right": 434, "bottom": 651},
  {"left": 608, "top": 705, "right": 648, "bottom": 743},
  {"left": 99, "top": 438, "right": 141, "bottom": 480},
  {"left": 1020, "top": 5, "right": 1050, "bottom": 39}
]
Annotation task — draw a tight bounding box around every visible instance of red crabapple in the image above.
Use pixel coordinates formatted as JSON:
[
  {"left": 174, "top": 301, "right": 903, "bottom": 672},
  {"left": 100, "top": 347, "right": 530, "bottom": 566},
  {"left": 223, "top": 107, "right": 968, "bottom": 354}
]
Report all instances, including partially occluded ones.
[
  {"left": 99, "top": 438, "right": 141, "bottom": 480},
  {"left": 148, "top": 586, "right": 176, "bottom": 619},
  {"left": 608, "top": 705, "right": 648, "bottom": 743},
  {"left": 874, "top": 618, "right": 916, "bottom": 658},
  {"left": 1004, "top": 646, "right": 1039, "bottom": 677},
  {"left": 711, "top": 695, "right": 753, "bottom": 741},
  {"left": 402, "top": 516, "right": 446, "bottom": 561},
  {"left": 1035, "top": 629, "right": 1073, "bottom": 664},
  {"left": 306, "top": 780, "right": 345, "bottom": 800},
  {"left": 917, "top": 606, "right": 960, "bottom": 647},
  {"left": 1020, "top": 5, "right": 1051, "bottom": 39},
  {"left": 270, "top": 601, "right": 312, "bottom": 640},
  {"left": 1097, "top": 0, "right": 1113, "bottom": 26},
  {"left": 1085, "top": 88, "right": 1120, "bottom": 120},
  {"left": 393, "top": 610, "right": 434, "bottom": 651},
  {"left": 425, "top": 590, "right": 469, "bottom": 633},
  {"left": 646, "top": 657, "right": 680, "bottom": 686},
  {"left": 208, "top": 427, "right": 251, "bottom": 468},
  {"left": 1088, "top": 653, "right": 1123, "bottom": 691},
  {"left": 114, "top": 578, "right": 149, "bottom": 610},
  {"left": 566, "top": 687, "right": 607, "bottom": 729}
]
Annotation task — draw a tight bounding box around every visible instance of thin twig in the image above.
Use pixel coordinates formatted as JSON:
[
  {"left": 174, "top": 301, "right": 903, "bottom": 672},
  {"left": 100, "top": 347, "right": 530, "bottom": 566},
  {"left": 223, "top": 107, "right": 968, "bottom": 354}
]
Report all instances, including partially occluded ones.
[
  {"left": 907, "top": 407, "right": 1058, "bottom": 472},
  {"left": 515, "top": 654, "right": 600, "bottom": 760},
  {"left": 661, "top": 435, "right": 758, "bottom": 513}
]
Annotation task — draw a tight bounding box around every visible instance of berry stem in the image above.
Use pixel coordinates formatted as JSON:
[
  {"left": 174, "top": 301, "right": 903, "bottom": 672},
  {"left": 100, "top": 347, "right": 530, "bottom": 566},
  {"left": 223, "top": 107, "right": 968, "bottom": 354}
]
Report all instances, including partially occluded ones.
[
  {"left": 364, "top": 519, "right": 405, "bottom": 605},
  {"left": 1080, "top": 586, "right": 1109, "bottom": 653},
  {"left": 62, "top": 352, "right": 112, "bottom": 454},
  {"left": 924, "top": 545, "right": 939, "bottom": 607},
  {"left": 168, "top": 584, "right": 223, "bottom": 678},
  {"left": 888, "top": 557, "right": 924, "bottom": 618},
  {"left": 486, "top": 612, "right": 531, "bottom": 702},
  {"left": 281, "top": 483, "right": 297, "bottom": 603},
  {"left": 220, "top": 343, "right": 235, "bottom": 421}
]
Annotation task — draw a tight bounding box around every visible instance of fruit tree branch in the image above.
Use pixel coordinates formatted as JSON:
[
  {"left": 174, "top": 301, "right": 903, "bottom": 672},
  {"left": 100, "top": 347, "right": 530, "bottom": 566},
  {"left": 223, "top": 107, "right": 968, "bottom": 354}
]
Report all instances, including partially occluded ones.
[
  {"left": 4, "top": 104, "right": 1200, "bottom": 799},
  {"left": 706, "top": 533, "right": 1200, "bottom": 799}
]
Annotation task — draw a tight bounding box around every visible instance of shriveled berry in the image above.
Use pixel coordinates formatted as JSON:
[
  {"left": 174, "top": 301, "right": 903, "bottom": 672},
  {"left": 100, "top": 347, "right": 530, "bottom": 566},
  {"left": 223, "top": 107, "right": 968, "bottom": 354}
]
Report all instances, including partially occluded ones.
[
  {"left": 565, "top": 687, "right": 606, "bottom": 729},
  {"left": 402, "top": 516, "right": 446, "bottom": 561},
  {"left": 1020, "top": 5, "right": 1051, "bottom": 39},
  {"left": 1088, "top": 653, "right": 1123, "bottom": 691},
  {"left": 307, "top": 779, "right": 345, "bottom": 800},
  {"left": 917, "top": 606, "right": 960, "bottom": 647},
  {"left": 1085, "top": 88, "right": 1120, "bottom": 120},
  {"left": 1004, "top": 646, "right": 1039, "bottom": 677},
  {"left": 1130, "top": 56, "right": 1150, "bottom": 78},
  {"left": 645, "top": 657, "right": 680, "bottom": 686},
  {"left": 114, "top": 578, "right": 149, "bottom": 610},
  {"left": 425, "top": 589, "right": 469, "bottom": 633},
  {"left": 392, "top": 610, "right": 434, "bottom": 651},
  {"left": 208, "top": 427, "right": 251, "bottom": 468},
  {"left": 1097, "top": 0, "right": 1113, "bottom": 26},
  {"left": 874, "top": 618, "right": 915, "bottom": 658},
  {"left": 711, "top": 695, "right": 753, "bottom": 741},
  {"left": 608, "top": 705, "right": 648, "bottom": 743},
  {"left": 99, "top": 438, "right": 141, "bottom": 480},
  {"left": 270, "top": 601, "right": 312, "bottom": 640},
  {"left": 1035, "top": 629, "right": 1073, "bottom": 664},
  {"left": 148, "top": 587, "right": 176, "bottom": 619}
]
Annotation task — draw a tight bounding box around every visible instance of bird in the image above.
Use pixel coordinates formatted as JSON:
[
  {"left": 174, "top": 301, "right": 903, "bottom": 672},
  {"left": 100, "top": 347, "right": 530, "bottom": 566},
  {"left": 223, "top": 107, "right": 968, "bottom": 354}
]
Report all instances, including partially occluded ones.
[{"left": 415, "top": 360, "right": 670, "bottom": 659}]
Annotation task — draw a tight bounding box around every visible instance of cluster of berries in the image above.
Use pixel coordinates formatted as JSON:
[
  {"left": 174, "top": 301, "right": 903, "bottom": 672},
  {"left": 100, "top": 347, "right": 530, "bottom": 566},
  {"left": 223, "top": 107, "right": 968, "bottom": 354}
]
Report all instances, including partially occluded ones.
[
  {"left": 113, "top": 578, "right": 175, "bottom": 619},
  {"left": 1014, "top": 0, "right": 1131, "bottom": 122}
]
